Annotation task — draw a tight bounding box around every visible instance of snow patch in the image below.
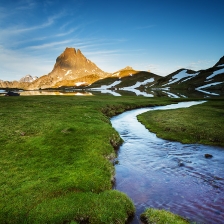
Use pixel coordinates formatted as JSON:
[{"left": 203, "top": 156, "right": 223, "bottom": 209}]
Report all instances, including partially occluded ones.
[
  {"left": 196, "top": 82, "right": 223, "bottom": 90},
  {"left": 65, "top": 70, "right": 72, "bottom": 76},
  {"left": 196, "top": 89, "right": 220, "bottom": 96},
  {"left": 206, "top": 68, "right": 224, "bottom": 80},
  {"left": 100, "top": 80, "right": 122, "bottom": 89},
  {"left": 163, "top": 70, "right": 198, "bottom": 86},
  {"left": 122, "top": 78, "right": 154, "bottom": 90},
  {"left": 162, "top": 91, "right": 179, "bottom": 98}
]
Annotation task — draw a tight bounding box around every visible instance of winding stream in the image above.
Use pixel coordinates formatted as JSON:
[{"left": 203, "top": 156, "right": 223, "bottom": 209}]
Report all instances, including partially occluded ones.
[{"left": 111, "top": 101, "right": 224, "bottom": 224}]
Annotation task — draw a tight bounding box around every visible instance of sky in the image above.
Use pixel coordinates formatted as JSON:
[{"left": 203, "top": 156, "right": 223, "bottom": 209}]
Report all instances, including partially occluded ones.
[{"left": 0, "top": 0, "right": 224, "bottom": 81}]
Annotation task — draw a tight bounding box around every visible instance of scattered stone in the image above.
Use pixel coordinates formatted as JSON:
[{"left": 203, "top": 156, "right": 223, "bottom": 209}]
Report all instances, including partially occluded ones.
[
  {"left": 178, "top": 161, "right": 184, "bottom": 167},
  {"left": 205, "top": 154, "right": 213, "bottom": 159},
  {"left": 5, "top": 91, "right": 20, "bottom": 96}
]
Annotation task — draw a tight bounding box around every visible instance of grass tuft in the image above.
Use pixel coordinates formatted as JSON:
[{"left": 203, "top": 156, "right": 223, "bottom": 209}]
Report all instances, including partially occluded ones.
[{"left": 140, "top": 208, "right": 189, "bottom": 224}]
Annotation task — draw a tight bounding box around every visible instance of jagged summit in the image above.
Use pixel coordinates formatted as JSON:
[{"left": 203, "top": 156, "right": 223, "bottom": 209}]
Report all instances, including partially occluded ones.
[
  {"left": 26, "top": 47, "right": 110, "bottom": 89},
  {"left": 121, "top": 66, "right": 134, "bottom": 71},
  {"left": 52, "top": 47, "right": 104, "bottom": 75},
  {"left": 19, "top": 75, "right": 38, "bottom": 82}
]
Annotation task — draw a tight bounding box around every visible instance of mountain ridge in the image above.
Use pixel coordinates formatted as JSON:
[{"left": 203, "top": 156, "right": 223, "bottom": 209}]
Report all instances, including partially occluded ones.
[{"left": 0, "top": 48, "right": 223, "bottom": 93}]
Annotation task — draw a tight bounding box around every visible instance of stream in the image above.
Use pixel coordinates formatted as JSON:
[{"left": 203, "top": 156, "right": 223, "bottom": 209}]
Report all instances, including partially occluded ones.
[{"left": 111, "top": 101, "right": 224, "bottom": 224}]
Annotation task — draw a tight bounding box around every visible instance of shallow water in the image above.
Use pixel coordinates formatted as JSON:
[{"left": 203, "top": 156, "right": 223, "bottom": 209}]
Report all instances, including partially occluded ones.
[{"left": 111, "top": 101, "right": 224, "bottom": 224}]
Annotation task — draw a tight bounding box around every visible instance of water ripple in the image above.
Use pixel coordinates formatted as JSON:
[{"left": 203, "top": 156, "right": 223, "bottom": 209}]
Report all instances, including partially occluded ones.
[{"left": 111, "top": 101, "right": 224, "bottom": 224}]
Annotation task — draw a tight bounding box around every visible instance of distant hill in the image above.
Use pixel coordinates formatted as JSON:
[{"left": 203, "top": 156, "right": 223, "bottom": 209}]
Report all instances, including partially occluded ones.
[
  {"left": 152, "top": 56, "right": 224, "bottom": 92},
  {"left": 19, "top": 75, "right": 38, "bottom": 83},
  {"left": 88, "top": 69, "right": 160, "bottom": 89}
]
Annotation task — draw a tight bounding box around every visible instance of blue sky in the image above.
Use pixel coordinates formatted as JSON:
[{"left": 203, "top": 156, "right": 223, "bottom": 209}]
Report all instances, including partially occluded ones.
[{"left": 1, "top": 0, "right": 224, "bottom": 81}]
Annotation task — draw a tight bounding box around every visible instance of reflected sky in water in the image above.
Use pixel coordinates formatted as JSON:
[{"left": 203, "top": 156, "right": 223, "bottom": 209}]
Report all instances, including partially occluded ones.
[{"left": 111, "top": 102, "right": 224, "bottom": 224}]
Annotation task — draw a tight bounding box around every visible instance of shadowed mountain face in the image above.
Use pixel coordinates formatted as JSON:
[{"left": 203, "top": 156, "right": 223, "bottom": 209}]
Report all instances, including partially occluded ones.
[
  {"left": 152, "top": 56, "right": 224, "bottom": 93},
  {"left": 0, "top": 48, "right": 223, "bottom": 94}
]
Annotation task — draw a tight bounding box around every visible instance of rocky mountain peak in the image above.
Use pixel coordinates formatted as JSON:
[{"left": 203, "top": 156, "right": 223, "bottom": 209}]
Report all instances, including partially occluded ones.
[
  {"left": 26, "top": 47, "right": 110, "bottom": 90},
  {"left": 19, "top": 74, "right": 38, "bottom": 82},
  {"left": 122, "top": 66, "right": 134, "bottom": 71}
]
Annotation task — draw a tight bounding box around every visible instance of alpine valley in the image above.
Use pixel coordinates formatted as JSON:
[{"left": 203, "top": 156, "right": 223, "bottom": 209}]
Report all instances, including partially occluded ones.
[{"left": 0, "top": 47, "right": 224, "bottom": 97}]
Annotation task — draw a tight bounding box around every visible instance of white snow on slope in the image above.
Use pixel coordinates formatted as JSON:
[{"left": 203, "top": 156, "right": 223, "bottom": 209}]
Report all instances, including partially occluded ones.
[
  {"left": 217, "top": 64, "right": 224, "bottom": 67},
  {"left": 100, "top": 80, "right": 122, "bottom": 89},
  {"left": 65, "top": 70, "right": 72, "bottom": 76},
  {"left": 122, "top": 78, "right": 154, "bottom": 90},
  {"left": 162, "top": 91, "right": 179, "bottom": 98},
  {"left": 196, "top": 82, "right": 223, "bottom": 90},
  {"left": 206, "top": 68, "right": 224, "bottom": 80},
  {"left": 163, "top": 70, "right": 198, "bottom": 86},
  {"left": 196, "top": 89, "right": 219, "bottom": 96},
  {"left": 180, "top": 72, "right": 199, "bottom": 82}
]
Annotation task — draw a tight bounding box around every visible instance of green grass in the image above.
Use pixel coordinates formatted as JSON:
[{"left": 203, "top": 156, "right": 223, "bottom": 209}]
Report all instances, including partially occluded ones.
[
  {"left": 140, "top": 208, "right": 189, "bottom": 224},
  {"left": 138, "top": 99, "right": 224, "bottom": 147},
  {"left": 0, "top": 95, "right": 174, "bottom": 223}
]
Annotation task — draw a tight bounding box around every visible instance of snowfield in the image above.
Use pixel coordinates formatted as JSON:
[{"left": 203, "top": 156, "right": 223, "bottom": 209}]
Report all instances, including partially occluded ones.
[
  {"left": 122, "top": 78, "right": 154, "bottom": 90},
  {"left": 163, "top": 70, "right": 198, "bottom": 86},
  {"left": 93, "top": 80, "right": 122, "bottom": 90},
  {"left": 206, "top": 68, "right": 224, "bottom": 80}
]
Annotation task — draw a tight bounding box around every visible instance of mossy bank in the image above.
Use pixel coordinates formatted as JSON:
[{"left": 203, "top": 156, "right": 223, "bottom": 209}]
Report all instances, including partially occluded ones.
[{"left": 138, "top": 99, "right": 224, "bottom": 147}]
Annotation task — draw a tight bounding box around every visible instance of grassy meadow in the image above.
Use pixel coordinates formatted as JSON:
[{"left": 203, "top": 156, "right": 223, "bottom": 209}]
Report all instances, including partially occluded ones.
[
  {"left": 0, "top": 95, "right": 174, "bottom": 224},
  {"left": 138, "top": 99, "right": 224, "bottom": 147}
]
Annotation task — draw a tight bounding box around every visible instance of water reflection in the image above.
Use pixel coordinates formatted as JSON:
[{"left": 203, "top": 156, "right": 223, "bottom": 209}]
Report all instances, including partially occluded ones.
[
  {"left": 111, "top": 102, "right": 224, "bottom": 224},
  {"left": 20, "top": 90, "right": 93, "bottom": 96},
  {"left": 0, "top": 88, "right": 223, "bottom": 98},
  {"left": 0, "top": 90, "right": 93, "bottom": 96}
]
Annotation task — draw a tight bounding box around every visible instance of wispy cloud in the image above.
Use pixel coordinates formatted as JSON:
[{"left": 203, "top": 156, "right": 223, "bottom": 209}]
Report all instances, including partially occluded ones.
[
  {"left": 0, "top": 45, "right": 53, "bottom": 80},
  {"left": 1, "top": 13, "right": 64, "bottom": 36},
  {"left": 0, "top": 0, "right": 37, "bottom": 22},
  {"left": 15, "top": 0, "right": 36, "bottom": 11},
  {"left": 186, "top": 60, "right": 215, "bottom": 71},
  {"left": 27, "top": 40, "right": 73, "bottom": 50},
  {"left": 56, "top": 28, "right": 77, "bottom": 37}
]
